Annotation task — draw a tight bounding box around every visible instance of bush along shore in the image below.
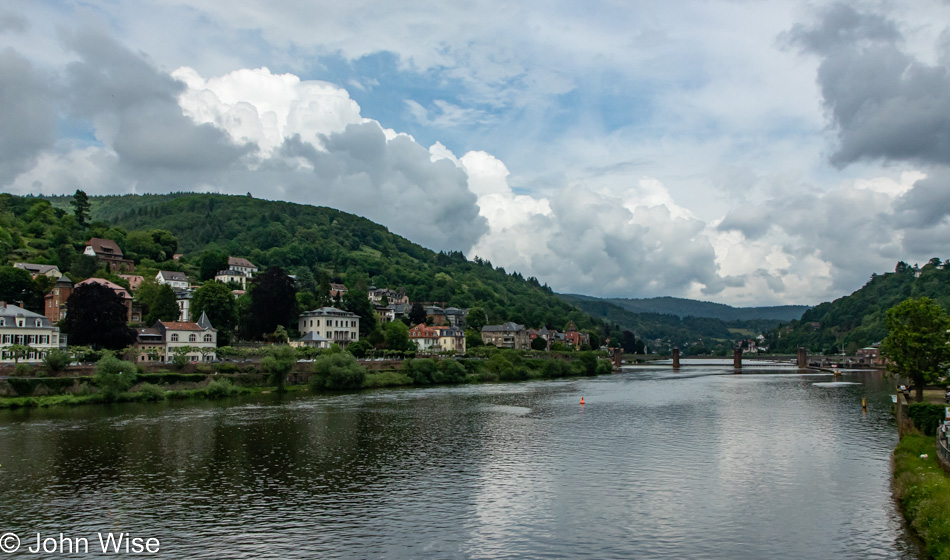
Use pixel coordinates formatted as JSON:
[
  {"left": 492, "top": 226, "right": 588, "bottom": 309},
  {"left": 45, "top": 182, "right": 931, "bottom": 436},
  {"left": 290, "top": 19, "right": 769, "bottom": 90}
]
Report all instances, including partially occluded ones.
[
  {"left": 893, "top": 434, "right": 950, "bottom": 560},
  {"left": 0, "top": 348, "right": 615, "bottom": 409}
]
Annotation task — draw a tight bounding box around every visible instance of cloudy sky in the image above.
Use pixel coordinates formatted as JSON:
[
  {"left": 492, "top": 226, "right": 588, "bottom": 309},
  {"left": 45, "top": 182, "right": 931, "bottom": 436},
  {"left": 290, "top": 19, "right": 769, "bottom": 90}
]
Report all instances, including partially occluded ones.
[{"left": 2, "top": 1, "right": 949, "bottom": 306}]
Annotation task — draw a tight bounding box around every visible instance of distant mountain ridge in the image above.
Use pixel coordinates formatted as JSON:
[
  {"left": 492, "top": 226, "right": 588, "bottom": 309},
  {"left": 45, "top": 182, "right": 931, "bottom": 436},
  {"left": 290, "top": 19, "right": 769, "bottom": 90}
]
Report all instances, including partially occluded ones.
[{"left": 560, "top": 294, "right": 811, "bottom": 322}]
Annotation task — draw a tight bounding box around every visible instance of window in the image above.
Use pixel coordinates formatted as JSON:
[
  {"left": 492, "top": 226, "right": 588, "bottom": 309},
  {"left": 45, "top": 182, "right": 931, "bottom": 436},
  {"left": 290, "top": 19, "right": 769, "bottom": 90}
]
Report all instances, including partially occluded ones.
[
  {"left": 35, "top": 320, "right": 41, "bottom": 327},
  {"left": 189, "top": 334, "right": 197, "bottom": 342},
  {"left": 171, "top": 334, "right": 179, "bottom": 342},
  {"left": 204, "top": 334, "right": 212, "bottom": 343}
]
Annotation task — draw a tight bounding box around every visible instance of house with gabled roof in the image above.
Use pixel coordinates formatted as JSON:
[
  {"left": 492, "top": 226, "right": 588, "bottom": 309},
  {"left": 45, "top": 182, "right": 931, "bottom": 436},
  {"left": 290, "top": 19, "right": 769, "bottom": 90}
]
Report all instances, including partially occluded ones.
[
  {"left": 119, "top": 274, "right": 145, "bottom": 292},
  {"left": 481, "top": 322, "right": 529, "bottom": 350},
  {"left": 84, "top": 237, "right": 134, "bottom": 272},
  {"left": 156, "top": 312, "right": 217, "bottom": 362},
  {"left": 0, "top": 302, "right": 64, "bottom": 362},
  {"left": 156, "top": 270, "right": 189, "bottom": 290},
  {"left": 227, "top": 256, "right": 258, "bottom": 278},
  {"left": 14, "top": 262, "right": 62, "bottom": 280}
]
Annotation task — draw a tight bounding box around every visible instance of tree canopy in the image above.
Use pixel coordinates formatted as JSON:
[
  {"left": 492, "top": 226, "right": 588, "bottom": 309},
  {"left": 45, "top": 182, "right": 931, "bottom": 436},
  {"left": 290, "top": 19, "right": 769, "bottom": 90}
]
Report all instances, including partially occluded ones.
[
  {"left": 882, "top": 297, "right": 950, "bottom": 402},
  {"left": 63, "top": 283, "right": 134, "bottom": 350},
  {"left": 191, "top": 280, "right": 237, "bottom": 345},
  {"left": 246, "top": 266, "right": 297, "bottom": 340}
]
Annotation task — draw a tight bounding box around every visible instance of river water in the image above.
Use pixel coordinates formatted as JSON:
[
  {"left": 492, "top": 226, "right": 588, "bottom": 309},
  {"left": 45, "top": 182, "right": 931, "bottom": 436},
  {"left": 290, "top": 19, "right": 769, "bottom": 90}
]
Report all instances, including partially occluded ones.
[{"left": 0, "top": 364, "right": 923, "bottom": 559}]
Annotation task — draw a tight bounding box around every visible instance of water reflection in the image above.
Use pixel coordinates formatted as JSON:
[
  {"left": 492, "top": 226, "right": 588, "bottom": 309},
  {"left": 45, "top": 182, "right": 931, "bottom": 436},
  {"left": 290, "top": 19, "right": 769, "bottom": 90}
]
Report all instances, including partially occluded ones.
[{"left": 0, "top": 368, "right": 922, "bottom": 559}]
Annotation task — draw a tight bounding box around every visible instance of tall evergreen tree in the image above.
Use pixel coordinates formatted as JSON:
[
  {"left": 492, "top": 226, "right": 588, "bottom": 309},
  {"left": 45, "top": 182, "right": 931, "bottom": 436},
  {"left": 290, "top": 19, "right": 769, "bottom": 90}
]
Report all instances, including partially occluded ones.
[{"left": 71, "top": 189, "right": 90, "bottom": 227}]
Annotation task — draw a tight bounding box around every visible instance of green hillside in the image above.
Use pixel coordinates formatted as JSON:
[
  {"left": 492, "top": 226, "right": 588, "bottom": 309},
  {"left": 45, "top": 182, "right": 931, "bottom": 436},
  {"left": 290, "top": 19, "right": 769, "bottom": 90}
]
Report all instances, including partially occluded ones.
[
  {"left": 562, "top": 294, "right": 809, "bottom": 321},
  {"left": 5, "top": 192, "right": 599, "bottom": 335},
  {"left": 766, "top": 260, "right": 950, "bottom": 354},
  {"left": 1, "top": 191, "right": 797, "bottom": 351},
  {"left": 560, "top": 294, "right": 782, "bottom": 352}
]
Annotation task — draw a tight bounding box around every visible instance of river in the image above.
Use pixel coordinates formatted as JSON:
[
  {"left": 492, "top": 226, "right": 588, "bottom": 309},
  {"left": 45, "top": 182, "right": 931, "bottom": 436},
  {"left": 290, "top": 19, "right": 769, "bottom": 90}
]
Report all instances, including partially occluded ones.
[{"left": 0, "top": 363, "right": 923, "bottom": 559}]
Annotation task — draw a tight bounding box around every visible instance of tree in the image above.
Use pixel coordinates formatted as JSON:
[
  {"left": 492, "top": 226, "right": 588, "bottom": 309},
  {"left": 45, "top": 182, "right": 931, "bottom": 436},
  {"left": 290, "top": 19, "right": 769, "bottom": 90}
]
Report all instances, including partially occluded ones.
[
  {"left": 348, "top": 338, "right": 373, "bottom": 358},
  {"left": 310, "top": 352, "right": 366, "bottom": 390},
  {"left": 198, "top": 250, "right": 229, "bottom": 282},
  {"left": 6, "top": 344, "right": 31, "bottom": 365},
  {"left": 342, "top": 288, "right": 376, "bottom": 336},
  {"left": 246, "top": 267, "right": 298, "bottom": 340},
  {"left": 466, "top": 306, "right": 487, "bottom": 331},
  {"left": 93, "top": 351, "right": 137, "bottom": 401},
  {"left": 384, "top": 320, "right": 412, "bottom": 352},
  {"left": 62, "top": 283, "right": 134, "bottom": 350},
  {"left": 882, "top": 297, "right": 950, "bottom": 402},
  {"left": 71, "top": 189, "right": 90, "bottom": 227},
  {"left": 409, "top": 303, "right": 427, "bottom": 326},
  {"left": 621, "top": 331, "right": 638, "bottom": 354},
  {"left": 466, "top": 328, "right": 484, "bottom": 349},
  {"left": 43, "top": 348, "right": 71, "bottom": 373},
  {"left": 191, "top": 280, "right": 237, "bottom": 345},
  {"left": 136, "top": 279, "right": 180, "bottom": 325},
  {"left": 261, "top": 345, "right": 296, "bottom": 392},
  {"left": 531, "top": 336, "right": 548, "bottom": 351},
  {"left": 0, "top": 266, "right": 39, "bottom": 310}
]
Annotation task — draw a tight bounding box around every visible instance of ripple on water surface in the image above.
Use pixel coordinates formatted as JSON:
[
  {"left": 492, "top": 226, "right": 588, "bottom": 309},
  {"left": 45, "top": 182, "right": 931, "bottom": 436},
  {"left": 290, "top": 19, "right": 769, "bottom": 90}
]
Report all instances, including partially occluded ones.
[{"left": 0, "top": 368, "right": 923, "bottom": 559}]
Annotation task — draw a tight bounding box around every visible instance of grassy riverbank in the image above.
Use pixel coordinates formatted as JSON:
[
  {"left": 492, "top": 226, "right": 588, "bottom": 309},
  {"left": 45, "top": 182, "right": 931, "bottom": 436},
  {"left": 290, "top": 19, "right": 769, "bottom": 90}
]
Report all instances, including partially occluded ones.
[
  {"left": 0, "top": 353, "right": 615, "bottom": 409},
  {"left": 893, "top": 434, "right": 950, "bottom": 560}
]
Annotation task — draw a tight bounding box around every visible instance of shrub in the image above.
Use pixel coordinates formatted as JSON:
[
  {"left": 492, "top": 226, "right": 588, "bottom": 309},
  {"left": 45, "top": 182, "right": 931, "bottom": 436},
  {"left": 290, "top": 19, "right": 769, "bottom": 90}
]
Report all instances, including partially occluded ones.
[
  {"left": 434, "top": 359, "right": 467, "bottom": 384},
  {"left": 14, "top": 363, "right": 33, "bottom": 377},
  {"left": 362, "top": 371, "right": 413, "bottom": 388},
  {"left": 93, "top": 352, "right": 138, "bottom": 401},
  {"left": 136, "top": 383, "right": 167, "bottom": 401},
  {"left": 907, "top": 404, "right": 946, "bottom": 436},
  {"left": 203, "top": 378, "right": 244, "bottom": 399},
  {"left": 311, "top": 353, "right": 366, "bottom": 390},
  {"left": 43, "top": 349, "right": 71, "bottom": 373},
  {"left": 404, "top": 358, "right": 438, "bottom": 385}
]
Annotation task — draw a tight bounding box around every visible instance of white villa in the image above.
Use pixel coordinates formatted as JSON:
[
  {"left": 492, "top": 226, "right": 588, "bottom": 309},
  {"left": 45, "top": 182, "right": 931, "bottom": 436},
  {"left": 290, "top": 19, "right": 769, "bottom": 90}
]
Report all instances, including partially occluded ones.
[
  {"left": 0, "top": 302, "right": 64, "bottom": 362},
  {"left": 298, "top": 307, "right": 360, "bottom": 347}
]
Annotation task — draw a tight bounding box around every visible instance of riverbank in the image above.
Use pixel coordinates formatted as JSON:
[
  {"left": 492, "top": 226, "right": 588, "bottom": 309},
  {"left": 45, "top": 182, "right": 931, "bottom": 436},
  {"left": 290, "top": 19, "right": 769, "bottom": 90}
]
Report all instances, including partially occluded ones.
[
  {"left": 0, "top": 353, "right": 615, "bottom": 409},
  {"left": 893, "top": 434, "right": 950, "bottom": 560}
]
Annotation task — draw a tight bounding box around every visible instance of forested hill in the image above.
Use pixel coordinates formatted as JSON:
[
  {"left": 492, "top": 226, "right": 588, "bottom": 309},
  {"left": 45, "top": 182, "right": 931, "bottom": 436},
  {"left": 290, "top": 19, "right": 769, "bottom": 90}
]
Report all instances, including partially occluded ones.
[
  {"left": 559, "top": 294, "right": 785, "bottom": 351},
  {"left": 561, "top": 294, "right": 810, "bottom": 321},
  {"left": 77, "top": 192, "right": 595, "bottom": 330},
  {"left": 766, "top": 260, "right": 950, "bottom": 354}
]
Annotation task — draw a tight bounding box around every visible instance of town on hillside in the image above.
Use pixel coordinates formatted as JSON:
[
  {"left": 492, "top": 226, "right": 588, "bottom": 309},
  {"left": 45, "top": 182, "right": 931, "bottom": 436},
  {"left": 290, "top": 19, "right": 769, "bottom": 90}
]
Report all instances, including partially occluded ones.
[{"left": 2, "top": 237, "right": 599, "bottom": 365}]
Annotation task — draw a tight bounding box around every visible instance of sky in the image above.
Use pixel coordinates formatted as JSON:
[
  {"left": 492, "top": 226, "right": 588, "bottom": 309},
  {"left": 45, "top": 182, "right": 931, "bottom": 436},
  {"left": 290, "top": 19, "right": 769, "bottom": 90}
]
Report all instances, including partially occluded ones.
[{"left": 1, "top": 1, "right": 950, "bottom": 307}]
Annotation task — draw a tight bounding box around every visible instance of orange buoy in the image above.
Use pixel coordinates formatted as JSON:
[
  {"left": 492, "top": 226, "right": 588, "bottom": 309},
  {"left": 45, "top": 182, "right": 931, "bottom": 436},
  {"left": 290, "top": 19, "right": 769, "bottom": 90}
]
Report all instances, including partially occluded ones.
[{"left": 580, "top": 397, "right": 585, "bottom": 405}]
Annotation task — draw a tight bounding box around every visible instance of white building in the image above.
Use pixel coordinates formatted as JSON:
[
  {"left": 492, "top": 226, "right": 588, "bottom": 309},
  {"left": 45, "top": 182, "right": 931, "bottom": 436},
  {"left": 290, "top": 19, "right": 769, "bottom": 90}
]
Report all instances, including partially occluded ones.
[
  {"left": 215, "top": 269, "right": 247, "bottom": 289},
  {"left": 227, "top": 257, "right": 258, "bottom": 278},
  {"left": 0, "top": 302, "right": 63, "bottom": 362},
  {"left": 298, "top": 307, "right": 360, "bottom": 347},
  {"left": 155, "top": 312, "right": 217, "bottom": 362},
  {"left": 175, "top": 290, "right": 192, "bottom": 322},
  {"left": 156, "top": 270, "right": 189, "bottom": 290}
]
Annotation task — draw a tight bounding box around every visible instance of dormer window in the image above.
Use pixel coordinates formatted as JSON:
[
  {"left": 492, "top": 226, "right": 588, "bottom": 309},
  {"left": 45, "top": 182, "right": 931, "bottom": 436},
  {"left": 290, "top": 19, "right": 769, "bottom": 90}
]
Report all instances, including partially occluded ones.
[{"left": 35, "top": 320, "right": 41, "bottom": 327}]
